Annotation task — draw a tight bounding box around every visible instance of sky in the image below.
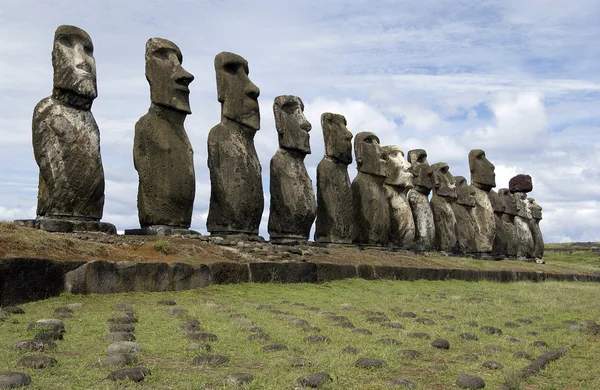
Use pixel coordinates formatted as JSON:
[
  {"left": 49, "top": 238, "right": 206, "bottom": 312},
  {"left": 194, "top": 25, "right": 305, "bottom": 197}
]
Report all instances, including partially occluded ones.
[{"left": 1, "top": 0, "right": 599, "bottom": 243}]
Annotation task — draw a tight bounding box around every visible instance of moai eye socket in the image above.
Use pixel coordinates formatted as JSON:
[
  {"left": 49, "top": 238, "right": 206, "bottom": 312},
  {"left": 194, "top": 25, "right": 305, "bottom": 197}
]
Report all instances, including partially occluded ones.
[
  {"left": 57, "top": 36, "right": 73, "bottom": 48},
  {"left": 224, "top": 62, "right": 240, "bottom": 75}
]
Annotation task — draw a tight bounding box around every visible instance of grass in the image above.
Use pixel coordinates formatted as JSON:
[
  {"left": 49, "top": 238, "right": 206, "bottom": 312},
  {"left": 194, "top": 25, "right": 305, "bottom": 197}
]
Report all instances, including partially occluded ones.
[{"left": 1, "top": 279, "right": 599, "bottom": 389}]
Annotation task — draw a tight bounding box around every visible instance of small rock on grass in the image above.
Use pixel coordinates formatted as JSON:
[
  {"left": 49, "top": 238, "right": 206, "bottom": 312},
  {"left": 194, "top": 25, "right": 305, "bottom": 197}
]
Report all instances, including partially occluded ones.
[
  {"left": 456, "top": 374, "right": 485, "bottom": 389},
  {"left": 99, "top": 353, "right": 138, "bottom": 367},
  {"left": 400, "top": 350, "right": 422, "bottom": 359},
  {"left": 0, "top": 372, "right": 31, "bottom": 388},
  {"left": 457, "top": 353, "right": 478, "bottom": 361},
  {"left": 11, "top": 340, "right": 56, "bottom": 352},
  {"left": 355, "top": 357, "right": 385, "bottom": 369},
  {"left": 109, "top": 324, "right": 135, "bottom": 333},
  {"left": 192, "top": 354, "right": 229, "bottom": 367},
  {"left": 377, "top": 338, "right": 401, "bottom": 346},
  {"left": 65, "top": 303, "right": 83, "bottom": 310},
  {"left": 34, "top": 332, "right": 63, "bottom": 341},
  {"left": 2, "top": 307, "right": 25, "bottom": 314},
  {"left": 263, "top": 343, "right": 288, "bottom": 352},
  {"left": 17, "top": 355, "right": 57, "bottom": 369},
  {"left": 431, "top": 339, "right": 450, "bottom": 349},
  {"left": 513, "top": 351, "right": 531, "bottom": 359},
  {"left": 482, "top": 360, "right": 503, "bottom": 370},
  {"left": 290, "top": 358, "right": 310, "bottom": 368},
  {"left": 408, "top": 332, "right": 430, "bottom": 340},
  {"left": 304, "top": 335, "right": 331, "bottom": 343},
  {"left": 107, "top": 367, "right": 151, "bottom": 382},
  {"left": 480, "top": 326, "right": 502, "bottom": 335},
  {"left": 186, "top": 343, "right": 211, "bottom": 352},
  {"left": 351, "top": 328, "right": 372, "bottom": 335},
  {"left": 28, "top": 319, "right": 65, "bottom": 333},
  {"left": 107, "top": 342, "right": 143, "bottom": 355},
  {"left": 223, "top": 373, "right": 253, "bottom": 386},
  {"left": 388, "top": 378, "right": 415, "bottom": 388},
  {"left": 531, "top": 341, "right": 549, "bottom": 348},
  {"left": 104, "top": 332, "right": 135, "bottom": 342},
  {"left": 341, "top": 347, "right": 359, "bottom": 355},
  {"left": 296, "top": 372, "right": 332, "bottom": 388},
  {"left": 187, "top": 333, "right": 217, "bottom": 341}
]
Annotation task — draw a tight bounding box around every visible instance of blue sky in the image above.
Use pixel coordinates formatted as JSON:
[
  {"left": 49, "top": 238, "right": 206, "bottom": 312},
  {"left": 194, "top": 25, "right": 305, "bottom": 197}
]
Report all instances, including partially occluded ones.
[{"left": 1, "top": 0, "right": 600, "bottom": 242}]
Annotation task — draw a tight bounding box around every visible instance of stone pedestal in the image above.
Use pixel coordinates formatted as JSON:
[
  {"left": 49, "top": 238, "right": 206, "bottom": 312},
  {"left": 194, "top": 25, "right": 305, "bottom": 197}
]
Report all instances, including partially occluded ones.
[
  {"left": 124, "top": 225, "right": 200, "bottom": 236},
  {"left": 15, "top": 218, "right": 116, "bottom": 234}
]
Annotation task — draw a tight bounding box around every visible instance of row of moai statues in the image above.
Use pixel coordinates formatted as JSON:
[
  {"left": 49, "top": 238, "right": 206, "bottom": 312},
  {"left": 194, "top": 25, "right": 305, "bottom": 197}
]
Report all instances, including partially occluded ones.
[{"left": 23, "top": 25, "right": 543, "bottom": 259}]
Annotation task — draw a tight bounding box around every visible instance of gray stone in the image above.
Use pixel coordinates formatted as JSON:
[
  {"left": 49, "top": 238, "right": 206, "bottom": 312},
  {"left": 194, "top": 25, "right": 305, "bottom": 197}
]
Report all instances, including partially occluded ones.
[
  {"left": 528, "top": 198, "right": 544, "bottom": 259},
  {"left": 109, "top": 324, "right": 135, "bottom": 333},
  {"left": 224, "top": 373, "right": 253, "bottom": 386},
  {"left": 482, "top": 360, "right": 503, "bottom": 369},
  {"left": 397, "top": 311, "right": 417, "bottom": 318},
  {"left": 351, "top": 328, "right": 373, "bottom": 335},
  {"left": 107, "top": 312, "right": 137, "bottom": 324},
  {"left": 104, "top": 332, "right": 135, "bottom": 342},
  {"left": 107, "top": 367, "right": 151, "bottom": 382},
  {"left": 290, "top": 358, "right": 311, "bottom": 368},
  {"left": 11, "top": 340, "right": 56, "bottom": 352},
  {"left": 499, "top": 188, "right": 519, "bottom": 256},
  {"left": 263, "top": 343, "right": 288, "bottom": 352},
  {"left": 514, "top": 192, "right": 534, "bottom": 257},
  {"left": 268, "top": 96, "right": 316, "bottom": 242},
  {"left": 30, "top": 319, "right": 65, "bottom": 333},
  {"left": 192, "top": 354, "right": 229, "bottom": 367},
  {"left": 186, "top": 343, "right": 211, "bottom": 352},
  {"left": 207, "top": 52, "right": 263, "bottom": 236},
  {"left": 408, "top": 332, "right": 430, "bottom": 340},
  {"left": 32, "top": 25, "right": 112, "bottom": 231},
  {"left": 532, "top": 341, "right": 549, "bottom": 348},
  {"left": 17, "top": 355, "right": 57, "bottom": 369},
  {"left": 383, "top": 145, "right": 415, "bottom": 249},
  {"left": 488, "top": 190, "right": 509, "bottom": 256},
  {"left": 2, "top": 307, "right": 24, "bottom": 314},
  {"left": 355, "top": 357, "right": 386, "bottom": 368},
  {"left": 480, "top": 326, "right": 502, "bottom": 335},
  {"left": 107, "top": 342, "right": 143, "bottom": 355},
  {"left": 296, "top": 372, "right": 332, "bottom": 388},
  {"left": 407, "top": 149, "right": 435, "bottom": 250},
  {"left": 456, "top": 373, "right": 486, "bottom": 389},
  {"left": 341, "top": 346, "right": 360, "bottom": 354},
  {"left": 34, "top": 332, "right": 63, "bottom": 341},
  {"left": 352, "top": 132, "right": 389, "bottom": 246},
  {"left": 430, "top": 162, "right": 457, "bottom": 252},
  {"left": 513, "top": 351, "right": 531, "bottom": 359},
  {"left": 0, "top": 372, "right": 31, "bottom": 388},
  {"left": 377, "top": 338, "right": 401, "bottom": 346},
  {"left": 453, "top": 176, "right": 476, "bottom": 253},
  {"left": 99, "top": 353, "right": 138, "bottom": 367},
  {"left": 414, "top": 318, "right": 435, "bottom": 325},
  {"left": 315, "top": 113, "right": 354, "bottom": 243},
  {"left": 431, "top": 338, "right": 450, "bottom": 349},
  {"left": 65, "top": 303, "right": 83, "bottom": 310},
  {"left": 304, "top": 335, "right": 331, "bottom": 343},
  {"left": 469, "top": 149, "right": 496, "bottom": 253},
  {"left": 401, "top": 350, "right": 422, "bottom": 359},
  {"left": 459, "top": 333, "right": 479, "bottom": 341},
  {"left": 187, "top": 332, "right": 218, "bottom": 341}
]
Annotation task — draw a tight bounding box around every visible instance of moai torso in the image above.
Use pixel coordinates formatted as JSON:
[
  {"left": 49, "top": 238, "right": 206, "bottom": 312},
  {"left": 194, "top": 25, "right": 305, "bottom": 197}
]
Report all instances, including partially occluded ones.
[
  {"left": 407, "top": 149, "right": 435, "bottom": 250},
  {"left": 499, "top": 188, "right": 519, "bottom": 257},
  {"left": 488, "top": 189, "right": 508, "bottom": 256},
  {"left": 513, "top": 192, "right": 534, "bottom": 258},
  {"left": 528, "top": 198, "right": 544, "bottom": 258},
  {"left": 452, "top": 176, "right": 476, "bottom": 254},
  {"left": 430, "top": 163, "right": 457, "bottom": 252},
  {"left": 469, "top": 149, "right": 496, "bottom": 252},
  {"left": 315, "top": 113, "right": 354, "bottom": 243},
  {"left": 268, "top": 96, "right": 316, "bottom": 241},
  {"left": 33, "top": 25, "right": 105, "bottom": 220},
  {"left": 352, "top": 132, "right": 389, "bottom": 246},
  {"left": 207, "top": 52, "right": 263, "bottom": 235},
  {"left": 134, "top": 38, "right": 195, "bottom": 228},
  {"left": 382, "top": 146, "right": 415, "bottom": 249}
]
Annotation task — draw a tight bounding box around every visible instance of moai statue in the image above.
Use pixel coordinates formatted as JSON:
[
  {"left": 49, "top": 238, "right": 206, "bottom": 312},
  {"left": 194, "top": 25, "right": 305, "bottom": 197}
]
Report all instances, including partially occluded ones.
[
  {"left": 499, "top": 188, "right": 519, "bottom": 257},
  {"left": 488, "top": 189, "right": 509, "bottom": 257},
  {"left": 30, "top": 25, "right": 115, "bottom": 234},
  {"left": 268, "top": 96, "right": 316, "bottom": 243},
  {"left": 382, "top": 145, "right": 415, "bottom": 249},
  {"left": 509, "top": 174, "right": 535, "bottom": 258},
  {"left": 430, "top": 163, "right": 457, "bottom": 252},
  {"left": 468, "top": 149, "right": 496, "bottom": 253},
  {"left": 314, "top": 113, "right": 354, "bottom": 243},
  {"left": 407, "top": 149, "right": 435, "bottom": 251},
  {"left": 207, "top": 52, "right": 263, "bottom": 237},
  {"left": 528, "top": 198, "right": 544, "bottom": 259},
  {"left": 128, "top": 38, "right": 196, "bottom": 236},
  {"left": 453, "top": 176, "right": 477, "bottom": 254},
  {"left": 351, "top": 132, "right": 389, "bottom": 246}
]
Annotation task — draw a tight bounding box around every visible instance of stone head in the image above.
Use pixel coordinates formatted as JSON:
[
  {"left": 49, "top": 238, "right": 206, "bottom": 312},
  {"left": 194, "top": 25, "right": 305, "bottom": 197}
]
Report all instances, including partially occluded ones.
[
  {"left": 499, "top": 188, "right": 518, "bottom": 216},
  {"left": 514, "top": 192, "right": 531, "bottom": 219},
  {"left": 469, "top": 149, "right": 496, "bottom": 190},
  {"left": 215, "top": 51, "right": 260, "bottom": 130},
  {"left": 321, "top": 113, "right": 352, "bottom": 165},
  {"left": 354, "top": 132, "right": 386, "bottom": 177},
  {"left": 52, "top": 25, "right": 97, "bottom": 101},
  {"left": 273, "top": 95, "right": 311, "bottom": 154},
  {"left": 382, "top": 145, "right": 413, "bottom": 188},
  {"left": 146, "top": 38, "right": 194, "bottom": 114},
  {"left": 431, "top": 162, "right": 457, "bottom": 199},
  {"left": 488, "top": 190, "right": 505, "bottom": 213},
  {"left": 528, "top": 198, "right": 542, "bottom": 220},
  {"left": 407, "top": 149, "right": 433, "bottom": 194},
  {"left": 455, "top": 176, "right": 476, "bottom": 207}
]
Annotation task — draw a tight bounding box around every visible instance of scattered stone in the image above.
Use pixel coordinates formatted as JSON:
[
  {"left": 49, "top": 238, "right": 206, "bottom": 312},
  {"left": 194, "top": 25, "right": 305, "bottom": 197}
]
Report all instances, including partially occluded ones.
[
  {"left": 513, "top": 351, "right": 532, "bottom": 359},
  {"left": 181, "top": 319, "right": 202, "bottom": 332},
  {"left": 157, "top": 300, "right": 177, "bottom": 306},
  {"left": 414, "top": 318, "right": 435, "bottom": 325},
  {"left": 2, "top": 307, "right": 25, "bottom": 315},
  {"left": 107, "top": 342, "right": 143, "bottom": 355},
  {"left": 224, "top": 373, "right": 253, "bottom": 386},
  {"left": 107, "top": 313, "right": 137, "bottom": 324},
  {"left": 408, "top": 332, "right": 431, "bottom": 340},
  {"left": 507, "top": 337, "right": 521, "bottom": 343},
  {"left": 380, "top": 322, "right": 404, "bottom": 329},
  {"left": 355, "top": 357, "right": 386, "bottom": 369},
  {"left": 0, "top": 372, "right": 31, "bottom": 388},
  {"left": 290, "top": 358, "right": 311, "bottom": 368},
  {"left": 443, "top": 326, "right": 455, "bottom": 332},
  {"left": 247, "top": 333, "right": 271, "bottom": 341},
  {"left": 429, "top": 365, "right": 448, "bottom": 372},
  {"left": 187, "top": 333, "right": 217, "bottom": 341},
  {"left": 263, "top": 344, "right": 288, "bottom": 352},
  {"left": 532, "top": 341, "right": 549, "bottom": 348},
  {"left": 11, "top": 340, "right": 56, "bottom": 352},
  {"left": 482, "top": 360, "right": 503, "bottom": 370},
  {"left": 304, "top": 335, "right": 331, "bottom": 343},
  {"left": 186, "top": 343, "right": 211, "bottom": 352},
  {"left": 109, "top": 324, "right": 135, "bottom": 333},
  {"left": 341, "top": 347, "right": 360, "bottom": 355},
  {"left": 99, "top": 353, "right": 138, "bottom": 367},
  {"left": 480, "top": 326, "right": 502, "bottom": 335},
  {"left": 388, "top": 378, "right": 416, "bottom": 388},
  {"left": 17, "top": 355, "right": 57, "bottom": 369},
  {"left": 366, "top": 316, "right": 390, "bottom": 323},
  {"left": 398, "top": 312, "right": 417, "bottom": 318},
  {"left": 34, "top": 332, "right": 63, "bottom": 341},
  {"left": 54, "top": 307, "right": 72, "bottom": 315},
  {"left": 351, "top": 328, "right": 372, "bottom": 335},
  {"left": 192, "top": 354, "right": 229, "bottom": 367},
  {"left": 457, "top": 353, "right": 479, "bottom": 361},
  {"left": 431, "top": 339, "right": 450, "bottom": 349},
  {"left": 484, "top": 345, "right": 504, "bottom": 352},
  {"left": 526, "top": 331, "right": 539, "bottom": 336},
  {"left": 377, "top": 338, "right": 401, "bottom": 346},
  {"left": 517, "top": 318, "right": 533, "bottom": 324},
  {"left": 459, "top": 333, "right": 478, "bottom": 341},
  {"left": 105, "top": 332, "right": 136, "bottom": 342},
  {"left": 28, "top": 319, "right": 65, "bottom": 333},
  {"left": 296, "top": 372, "right": 332, "bottom": 388},
  {"left": 400, "top": 350, "right": 422, "bottom": 359},
  {"left": 107, "top": 367, "right": 151, "bottom": 382},
  {"left": 456, "top": 373, "right": 486, "bottom": 389},
  {"left": 504, "top": 322, "right": 520, "bottom": 328}
]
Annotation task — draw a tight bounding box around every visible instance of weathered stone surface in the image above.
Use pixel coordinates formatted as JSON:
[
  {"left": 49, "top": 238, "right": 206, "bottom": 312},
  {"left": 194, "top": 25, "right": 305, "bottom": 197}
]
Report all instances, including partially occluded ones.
[
  {"left": 12, "top": 340, "right": 56, "bottom": 352},
  {"left": 499, "top": 189, "right": 519, "bottom": 256},
  {"left": 32, "top": 25, "right": 110, "bottom": 230},
  {"left": 296, "top": 372, "right": 332, "bottom": 388},
  {"left": 223, "top": 373, "right": 253, "bottom": 386},
  {"left": 315, "top": 113, "right": 354, "bottom": 243},
  {"left": 469, "top": 149, "right": 496, "bottom": 252},
  {"left": 341, "top": 346, "right": 360, "bottom": 354},
  {"left": 355, "top": 357, "right": 386, "bottom": 368},
  {"left": 263, "top": 343, "right": 288, "bottom": 352},
  {"left": 407, "top": 149, "right": 435, "bottom": 250},
  {"left": 453, "top": 176, "right": 476, "bottom": 253},
  {"left": 509, "top": 174, "right": 533, "bottom": 193},
  {"left": 34, "top": 332, "right": 63, "bottom": 341},
  {"left": 0, "top": 372, "right": 31, "bottom": 388},
  {"left": 513, "top": 192, "right": 534, "bottom": 257},
  {"left": 430, "top": 162, "right": 457, "bottom": 252},
  {"left": 352, "top": 132, "right": 389, "bottom": 246},
  {"left": 107, "top": 367, "right": 151, "bottom": 382},
  {"left": 268, "top": 96, "right": 316, "bottom": 241},
  {"left": 99, "top": 353, "right": 138, "bottom": 367},
  {"left": 482, "top": 360, "right": 503, "bottom": 370},
  {"left": 528, "top": 198, "right": 544, "bottom": 258},
  {"left": 456, "top": 373, "right": 486, "bottom": 389},
  {"left": 248, "top": 262, "right": 317, "bottom": 283},
  {"left": 207, "top": 52, "right": 263, "bottom": 236},
  {"left": 388, "top": 378, "right": 416, "bottom": 388},
  {"left": 2, "top": 306, "right": 24, "bottom": 314},
  {"left": 31, "top": 319, "right": 65, "bottom": 333},
  {"left": 17, "top": 355, "right": 57, "bottom": 369},
  {"left": 107, "top": 342, "right": 143, "bottom": 355},
  {"left": 488, "top": 190, "right": 508, "bottom": 256},
  {"left": 383, "top": 146, "right": 415, "bottom": 249},
  {"left": 431, "top": 338, "right": 450, "bottom": 349},
  {"left": 401, "top": 350, "right": 422, "bottom": 359},
  {"left": 459, "top": 333, "right": 479, "bottom": 341},
  {"left": 132, "top": 38, "right": 195, "bottom": 230},
  {"left": 104, "top": 332, "right": 135, "bottom": 342}
]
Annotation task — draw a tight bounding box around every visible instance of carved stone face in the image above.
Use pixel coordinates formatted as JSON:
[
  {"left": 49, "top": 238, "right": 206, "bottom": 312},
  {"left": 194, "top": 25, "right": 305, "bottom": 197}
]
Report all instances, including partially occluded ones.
[
  {"left": 499, "top": 188, "right": 518, "bottom": 216},
  {"left": 321, "top": 113, "right": 352, "bottom": 165},
  {"left": 455, "top": 176, "right": 476, "bottom": 207},
  {"left": 514, "top": 192, "right": 531, "bottom": 219},
  {"left": 382, "top": 146, "right": 413, "bottom": 188},
  {"left": 215, "top": 52, "right": 260, "bottom": 130},
  {"left": 469, "top": 149, "right": 496, "bottom": 189},
  {"left": 407, "top": 149, "right": 433, "bottom": 193},
  {"left": 52, "top": 25, "right": 97, "bottom": 100},
  {"left": 528, "top": 198, "right": 542, "bottom": 220},
  {"left": 354, "top": 132, "right": 386, "bottom": 177},
  {"left": 146, "top": 38, "right": 194, "bottom": 114},
  {"left": 273, "top": 95, "right": 311, "bottom": 154},
  {"left": 488, "top": 190, "right": 505, "bottom": 213},
  {"left": 431, "top": 162, "right": 456, "bottom": 199}
]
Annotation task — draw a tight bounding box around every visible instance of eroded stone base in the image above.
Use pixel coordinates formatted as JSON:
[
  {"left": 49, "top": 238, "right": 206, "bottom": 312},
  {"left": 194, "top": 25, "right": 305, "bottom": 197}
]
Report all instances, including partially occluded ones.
[
  {"left": 14, "top": 218, "right": 116, "bottom": 234},
  {"left": 124, "top": 226, "right": 200, "bottom": 237}
]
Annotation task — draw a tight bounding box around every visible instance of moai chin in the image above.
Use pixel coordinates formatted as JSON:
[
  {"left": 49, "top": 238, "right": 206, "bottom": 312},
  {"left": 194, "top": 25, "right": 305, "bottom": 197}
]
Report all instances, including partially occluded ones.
[
  {"left": 128, "top": 38, "right": 196, "bottom": 236},
  {"left": 351, "top": 132, "right": 389, "bottom": 246},
  {"left": 430, "top": 162, "right": 457, "bottom": 252},
  {"left": 488, "top": 189, "right": 509, "bottom": 257},
  {"left": 528, "top": 198, "right": 544, "bottom": 259},
  {"left": 468, "top": 149, "right": 496, "bottom": 252},
  {"left": 406, "top": 149, "right": 435, "bottom": 250},
  {"left": 499, "top": 188, "right": 519, "bottom": 257},
  {"left": 268, "top": 96, "right": 316, "bottom": 243},
  {"left": 382, "top": 145, "right": 415, "bottom": 249},
  {"left": 314, "top": 113, "right": 354, "bottom": 243},
  {"left": 207, "top": 52, "right": 263, "bottom": 237},
  {"left": 453, "top": 176, "right": 477, "bottom": 254},
  {"left": 29, "top": 25, "right": 115, "bottom": 234}
]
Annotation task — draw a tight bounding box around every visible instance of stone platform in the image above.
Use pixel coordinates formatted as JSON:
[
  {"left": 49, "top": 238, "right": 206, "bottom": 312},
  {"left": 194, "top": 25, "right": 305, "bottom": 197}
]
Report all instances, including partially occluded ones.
[
  {"left": 14, "top": 218, "right": 116, "bottom": 234},
  {"left": 124, "top": 225, "right": 200, "bottom": 237}
]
